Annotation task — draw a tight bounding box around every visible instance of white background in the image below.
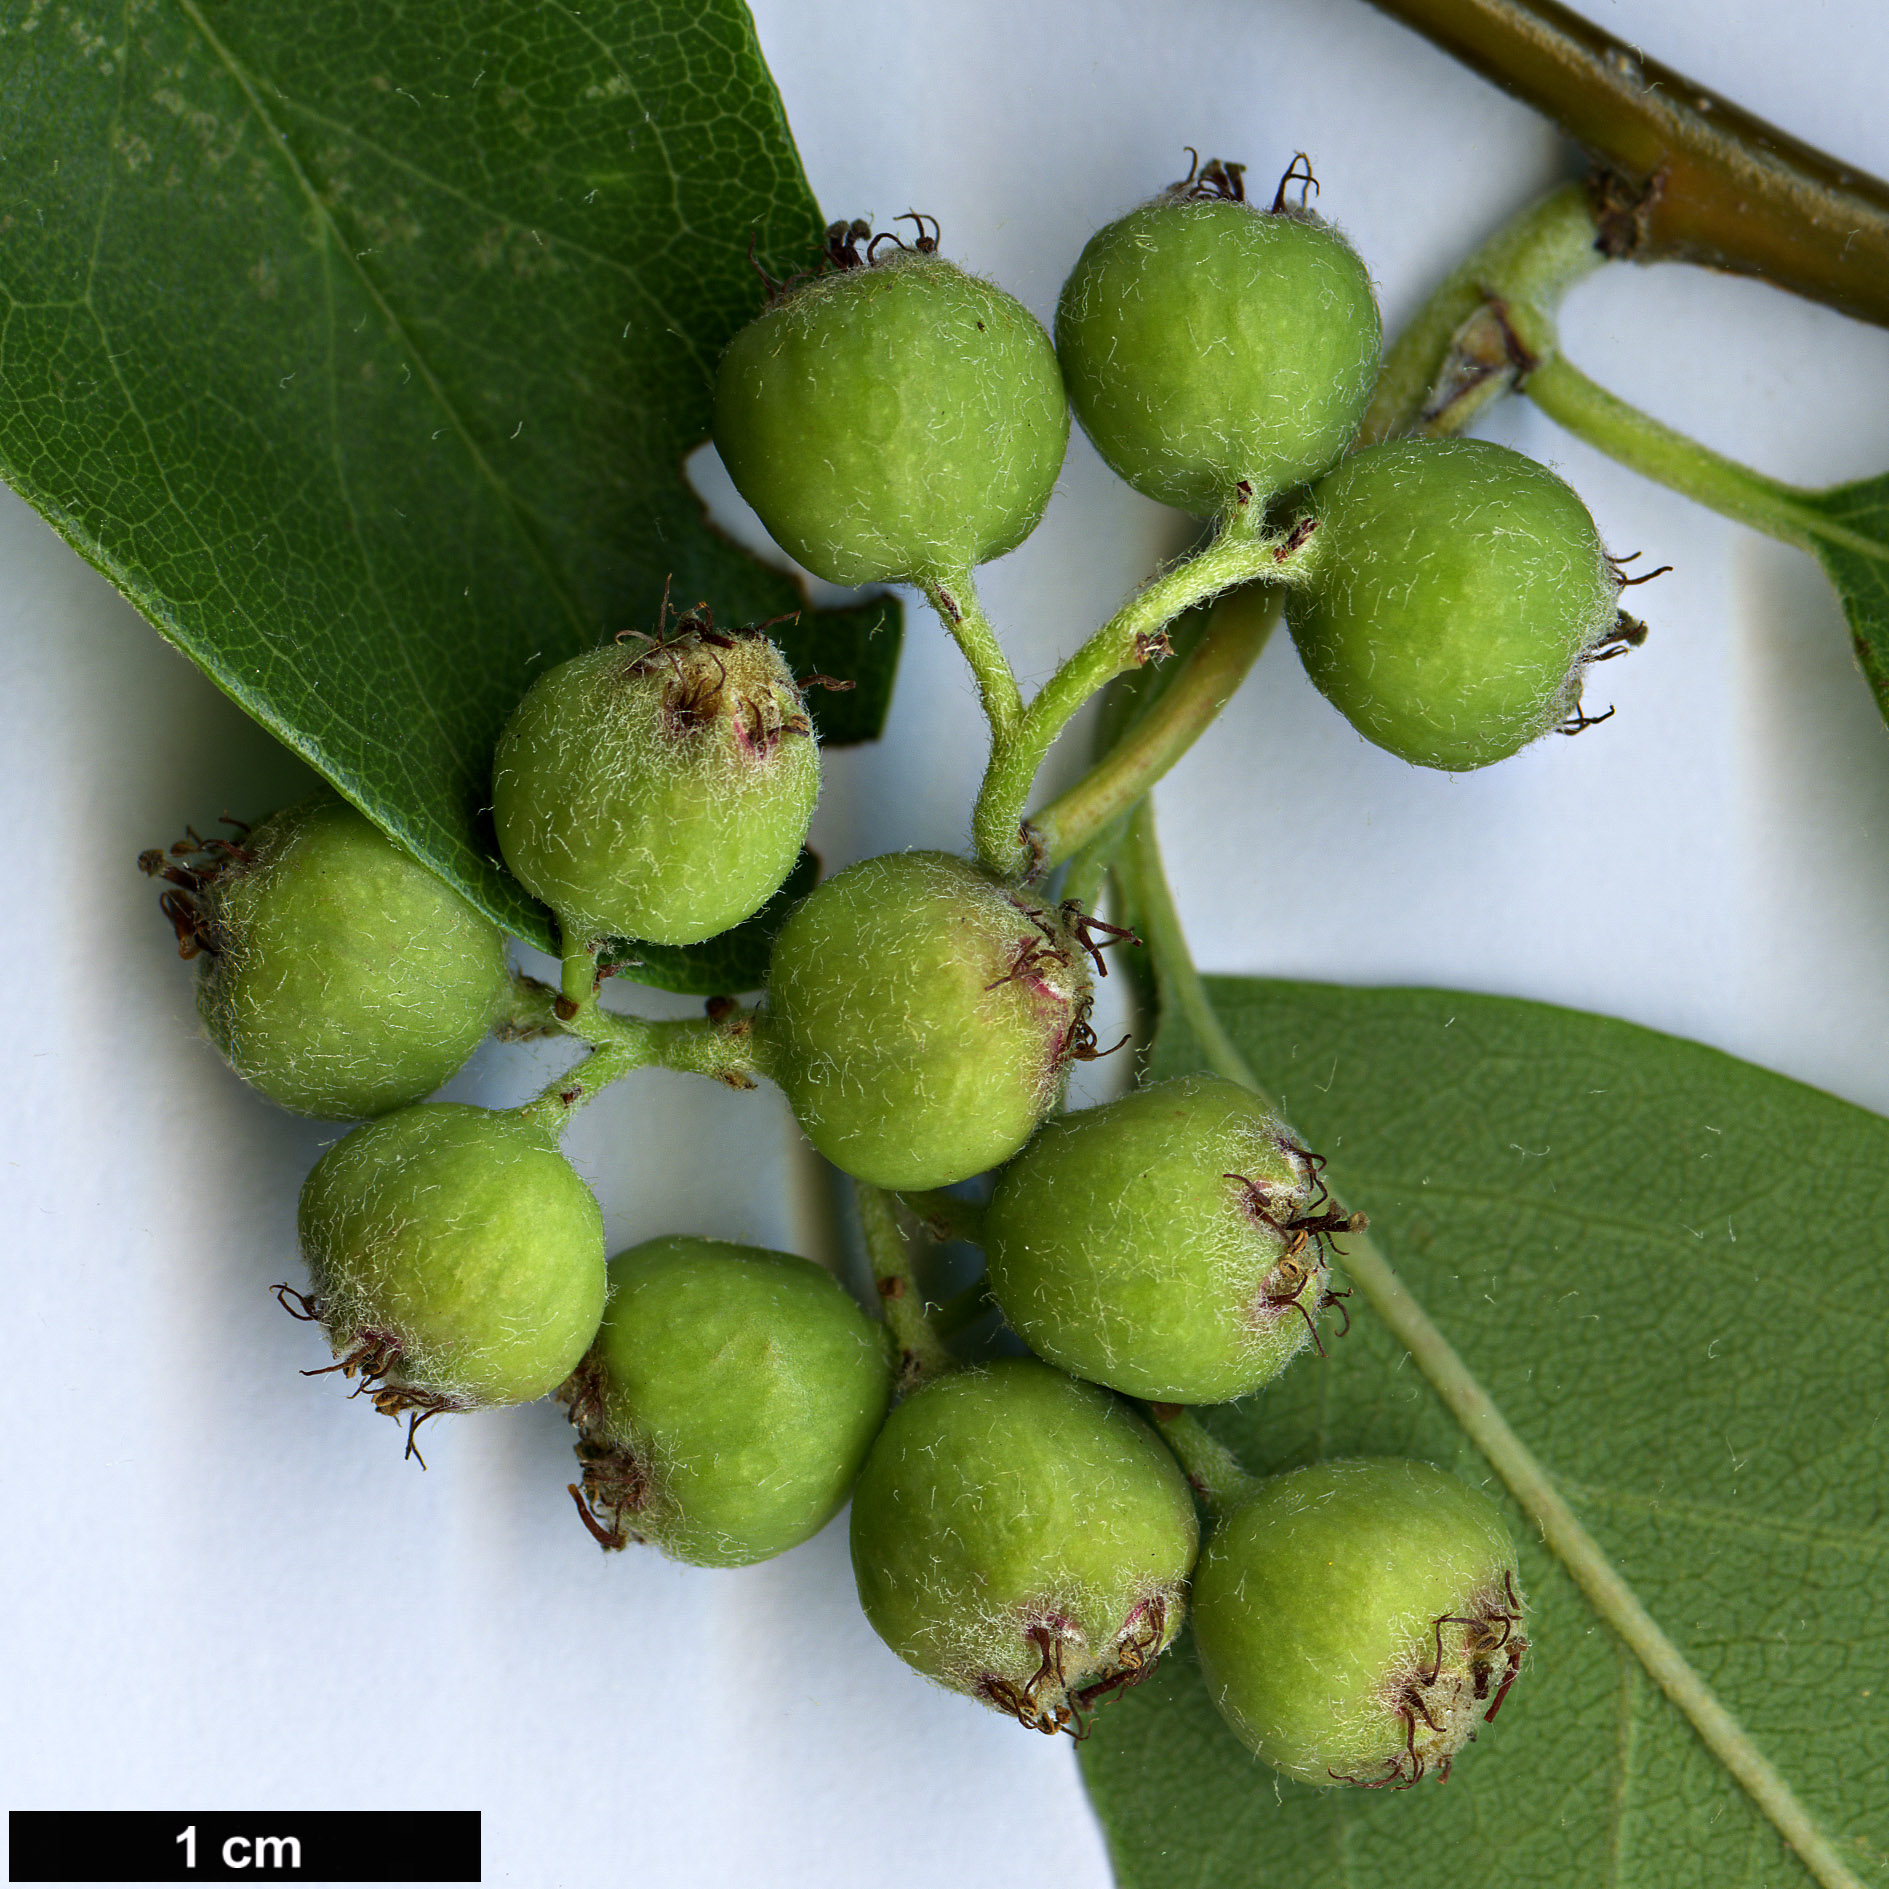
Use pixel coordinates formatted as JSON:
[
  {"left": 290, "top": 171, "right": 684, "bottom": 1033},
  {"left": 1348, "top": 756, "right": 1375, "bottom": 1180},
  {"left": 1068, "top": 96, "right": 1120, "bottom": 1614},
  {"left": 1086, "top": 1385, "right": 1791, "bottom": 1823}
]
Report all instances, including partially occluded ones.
[{"left": 4, "top": 1, "right": 1888, "bottom": 1885}]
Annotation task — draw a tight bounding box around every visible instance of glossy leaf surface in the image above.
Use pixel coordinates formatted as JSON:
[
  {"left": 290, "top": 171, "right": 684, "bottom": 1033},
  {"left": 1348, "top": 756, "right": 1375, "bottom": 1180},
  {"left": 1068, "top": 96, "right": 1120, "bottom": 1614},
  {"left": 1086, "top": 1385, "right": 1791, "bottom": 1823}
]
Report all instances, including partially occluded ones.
[{"left": 0, "top": 0, "right": 900, "bottom": 951}]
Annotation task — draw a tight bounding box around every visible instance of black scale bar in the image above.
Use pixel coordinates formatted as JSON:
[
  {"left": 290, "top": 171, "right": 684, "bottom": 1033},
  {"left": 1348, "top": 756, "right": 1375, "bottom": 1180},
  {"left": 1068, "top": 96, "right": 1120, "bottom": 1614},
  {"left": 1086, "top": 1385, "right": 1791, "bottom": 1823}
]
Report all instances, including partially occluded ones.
[{"left": 8, "top": 1812, "right": 480, "bottom": 1883}]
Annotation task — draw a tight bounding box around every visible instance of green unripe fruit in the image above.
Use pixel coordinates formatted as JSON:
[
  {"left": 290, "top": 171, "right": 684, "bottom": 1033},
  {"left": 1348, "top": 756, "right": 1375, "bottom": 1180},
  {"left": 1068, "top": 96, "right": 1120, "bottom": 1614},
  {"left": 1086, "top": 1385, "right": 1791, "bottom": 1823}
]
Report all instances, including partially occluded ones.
[
  {"left": 173, "top": 794, "right": 510, "bottom": 1120},
  {"left": 296, "top": 1103, "right": 607, "bottom": 1444},
  {"left": 562, "top": 1236, "right": 894, "bottom": 1568},
  {"left": 1288, "top": 437, "right": 1633, "bottom": 770},
  {"left": 850, "top": 1358, "right": 1199, "bottom": 1732},
  {"left": 1056, "top": 175, "right": 1380, "bottom": 516},
  {"left": 493, "top": 622, "right": 819, "bottom": 946},
  {"left": 761, "top": 852, "right": 1095, "bottom": 1190},
  {"left": 985, "top": 1075, "right": 1345, "bottom": 1403},
  {"left": 713, "top": 248, "right": 1068, "bottom": 584},
  {"left": 1192, "top": 1459, "right": 1528, "bottom": 1787}
]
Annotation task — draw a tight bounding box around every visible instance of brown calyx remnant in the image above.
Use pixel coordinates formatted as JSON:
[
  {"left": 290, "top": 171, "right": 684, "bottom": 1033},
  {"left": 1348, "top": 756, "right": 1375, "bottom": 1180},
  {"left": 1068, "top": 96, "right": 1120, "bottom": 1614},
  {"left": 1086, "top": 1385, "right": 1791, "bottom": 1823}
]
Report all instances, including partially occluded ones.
[
  {"left": 614, "top": 595, "right": 816, "bottom": 762},
  {"left": 975, "top": 1595, "right": 1172, "bottom": 1742},
  {"left": 1586, "top": 163, "right": 1666, "bottom": 264},
  {"left": 138, "top": 815, "right": 257, "bottom": 959},
  {"left": 1226, "top": 1140, "right": 1366, "bottom": 1355},
  {"left": 557, "top": 1359, "right": 650, "bottom": 1552},
  {"left": 272, "top": 1281, "right": 465, "bottom": 1468},
  {"left": 749, "top": 211, "right": 944, "bottom": 306},
  {"left": 1335, "top": 1571, "right": 1529, "bottom": 1789},
  {"left": 1163, "top": 149, "right": 1320, "bottom": 217},
  {"left": 1557, "top": 555, "right": 1661, "bottom": 737},
  {"left": 1167, "top": 149, "right": 1249, "bottom": 204},
  {"left": 984, "top": 897, "right": 1140, "bottom": 1070},
  {"left": 613, "top": 581, "right": 859, "bottom": 764}
]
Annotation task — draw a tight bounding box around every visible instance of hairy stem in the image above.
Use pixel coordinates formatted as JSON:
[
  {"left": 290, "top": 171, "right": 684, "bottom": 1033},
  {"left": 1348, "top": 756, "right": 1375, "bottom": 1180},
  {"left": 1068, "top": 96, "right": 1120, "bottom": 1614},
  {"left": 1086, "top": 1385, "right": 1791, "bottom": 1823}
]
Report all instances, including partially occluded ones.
[
  {"left": 1114, "top": 800, "right": 1258, "bottom": 1093},
  {"left": 1364, "top": 0, "right": 1889, "bottom": 331},
  {"left": 1030, "top": 584, "right": 1282, "bottom": 869},
  {"left": 977, "top": 517, "right": 1314, "bottom": 879},
  {"left": 517, "top": 984, "right": 765, "bottom": 1136},
  {"left": 1359, "top": 176, "right": 1844, "bottom": 561},
  {"left": 560, "top": 939, "right": 597, "bottom": 1007},
  {"left": 918, "top": 570, "right": 1024, "bottom": 743},
  {"left": 1125, "top": 808, "right": 1865, "bottom": 1889},
  {"left": 1147, "top": 1405, "right": 1260, "bottom": 1518},
  {"left": 856, "top": 1184, "right": 953, "bottom": 1385}
]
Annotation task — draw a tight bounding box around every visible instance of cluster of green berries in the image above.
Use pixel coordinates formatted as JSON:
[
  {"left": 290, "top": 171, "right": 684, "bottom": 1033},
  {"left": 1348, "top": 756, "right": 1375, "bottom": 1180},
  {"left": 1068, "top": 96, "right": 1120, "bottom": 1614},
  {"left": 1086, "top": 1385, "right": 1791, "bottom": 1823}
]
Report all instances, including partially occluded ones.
[{"left": 138, "top": 149, "right": 1618, "bottom": 1787}]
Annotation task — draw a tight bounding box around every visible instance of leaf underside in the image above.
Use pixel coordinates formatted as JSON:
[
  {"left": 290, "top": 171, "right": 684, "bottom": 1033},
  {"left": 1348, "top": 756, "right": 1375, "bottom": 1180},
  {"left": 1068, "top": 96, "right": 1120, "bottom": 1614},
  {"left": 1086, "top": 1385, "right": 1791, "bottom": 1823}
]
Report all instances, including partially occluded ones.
[
  {"left": 1082, "top": 977, "right": 1888, "bottom": 1889},
  {"left": 0, "top": 0, "right": 901, "bottom": 957},
  {"left": 1803, "top": 475, "right": 1889, "bottom": 721}
]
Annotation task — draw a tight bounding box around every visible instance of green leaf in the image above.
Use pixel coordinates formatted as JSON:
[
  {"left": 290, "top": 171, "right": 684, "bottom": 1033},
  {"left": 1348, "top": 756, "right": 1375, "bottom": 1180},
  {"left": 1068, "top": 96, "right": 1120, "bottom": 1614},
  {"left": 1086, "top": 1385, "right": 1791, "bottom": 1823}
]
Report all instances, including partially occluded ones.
[
  {"left": 598, "top": 845, "right": 815, "bottom": 996},
  {"left": 1802, "top": 475, "right": 1889, "bottom": 719},
  {"left": 1083, "top": 978, "right": 1888, "bottom": 1889},
  {"left": 0, "top": 0, "right": 901, "bottom": 953}
]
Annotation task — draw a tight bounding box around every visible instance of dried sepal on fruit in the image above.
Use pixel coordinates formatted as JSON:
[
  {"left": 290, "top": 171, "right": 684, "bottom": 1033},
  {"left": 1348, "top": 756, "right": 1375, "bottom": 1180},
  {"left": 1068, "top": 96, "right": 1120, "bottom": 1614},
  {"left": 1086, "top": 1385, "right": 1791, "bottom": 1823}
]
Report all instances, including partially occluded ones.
[
  {"left": 849, "top": 1359, "right": 1199, "bottom": 1736},
  {"left": 1190, "top": 1458, "right": 1528, "bottom": 1787},
  {"left": 985, "top": 1075, "right": 1357, "bottom": 1403},
  {"left": 560, "top": 1235, "right": 893, "bottom": 1568},
  {"left": 493, "top": 605, "right": 822, "bottom": 948}
]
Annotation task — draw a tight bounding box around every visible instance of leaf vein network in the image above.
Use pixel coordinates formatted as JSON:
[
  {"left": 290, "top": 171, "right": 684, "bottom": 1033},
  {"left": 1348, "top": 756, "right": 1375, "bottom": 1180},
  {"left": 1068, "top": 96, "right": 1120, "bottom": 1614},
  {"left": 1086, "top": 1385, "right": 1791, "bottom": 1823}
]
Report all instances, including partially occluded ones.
[{"left": 171, "top": 0, "right": 589, "bottom": 638}]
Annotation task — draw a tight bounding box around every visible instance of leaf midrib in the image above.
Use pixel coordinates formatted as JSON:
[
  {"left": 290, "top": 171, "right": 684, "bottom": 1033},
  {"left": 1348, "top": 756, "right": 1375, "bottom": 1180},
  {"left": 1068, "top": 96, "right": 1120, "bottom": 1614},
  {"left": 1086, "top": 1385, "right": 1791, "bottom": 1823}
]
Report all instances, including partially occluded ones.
[
  {"left": 1330, "top": 1205, "right": 1866, "bottom": 1889},
  {"left": 1181, "top": 970, "right": 1867, "bottom": 1888},
  {"left": 172, "top": 0, "right": 590, "bottom": 645},
  {"left": 268, "top": 94, "right": 715, "bottom": 382}
]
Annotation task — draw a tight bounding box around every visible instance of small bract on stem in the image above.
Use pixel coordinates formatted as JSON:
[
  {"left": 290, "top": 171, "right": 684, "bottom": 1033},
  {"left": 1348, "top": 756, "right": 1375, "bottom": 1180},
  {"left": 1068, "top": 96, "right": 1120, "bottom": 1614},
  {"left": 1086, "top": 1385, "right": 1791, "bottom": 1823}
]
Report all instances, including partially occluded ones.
[{"left": 1367, "top": 176, "right": 1859, "bottom": 572}]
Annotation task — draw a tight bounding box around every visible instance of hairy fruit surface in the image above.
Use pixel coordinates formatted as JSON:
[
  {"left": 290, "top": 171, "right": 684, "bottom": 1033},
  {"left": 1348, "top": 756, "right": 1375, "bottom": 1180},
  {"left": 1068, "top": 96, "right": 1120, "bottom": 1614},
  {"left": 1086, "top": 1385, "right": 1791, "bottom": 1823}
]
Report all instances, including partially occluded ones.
[
  {"left": 492, "top": 622, "right": 819, "bottom": 946},
  {"left": 562, "top": 1235, "right": 894, "bottom": 1567},
  {"left": 296, "top": 1104, "right": 608, "bottom": 1438},
  {"left": 1192, "top": 1458, "right": 1528, "bottom": 1787},
  {"left": 985, "top": 1075, "right": 1344, "bottom": 1402},
  {"left": 713, "top": 249, "right": 1068, "bottom": 585},
  {"left": 1288, "top": 437, "right": 1632, "bottom": 769},
  {"left": 170, "top": 793, "right": 510, "bottom": 1121},
  {"left": 760, "top": 851, "right": 1095, "bottom": 1190},
  {"left": 1056, "top": 181, "right": 1381, "bottom": 517},
  {"left": 849, "top": 1358, "right": 1199, "bottom": 1734}
]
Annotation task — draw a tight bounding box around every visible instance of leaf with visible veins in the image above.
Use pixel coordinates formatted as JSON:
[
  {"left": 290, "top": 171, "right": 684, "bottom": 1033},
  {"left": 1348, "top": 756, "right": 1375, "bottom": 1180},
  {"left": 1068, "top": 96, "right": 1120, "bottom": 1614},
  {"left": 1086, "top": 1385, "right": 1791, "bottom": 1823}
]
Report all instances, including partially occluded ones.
[
  {"left": 0, "top": 0, "right": 900, "bottom": 955},
  {"left": 1083, "top": 977, "right": 1888, "bottom": 1888}
]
